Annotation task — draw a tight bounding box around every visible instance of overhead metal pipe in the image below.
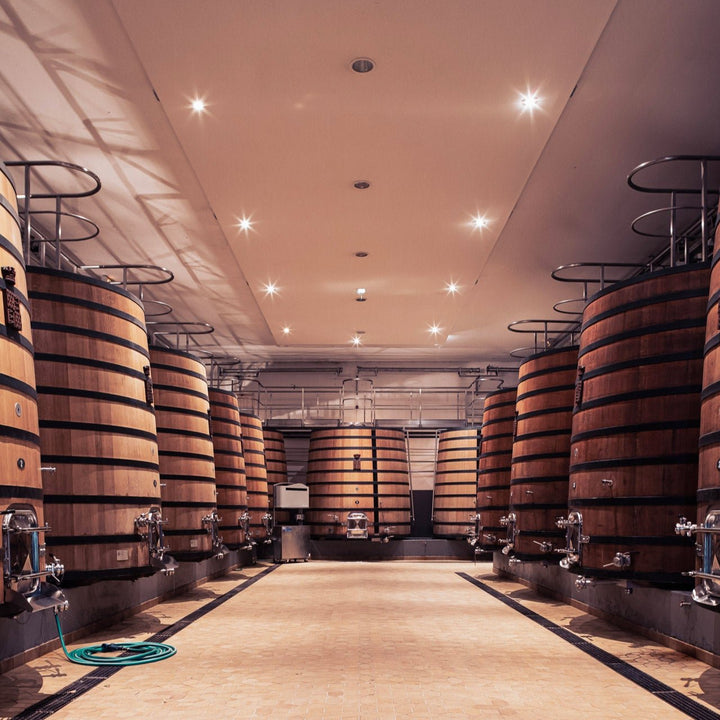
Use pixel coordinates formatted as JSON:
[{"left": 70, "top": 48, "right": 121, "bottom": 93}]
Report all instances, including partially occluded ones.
[{"left": 356, "top": 366, "right": 518, "bottom": 376}]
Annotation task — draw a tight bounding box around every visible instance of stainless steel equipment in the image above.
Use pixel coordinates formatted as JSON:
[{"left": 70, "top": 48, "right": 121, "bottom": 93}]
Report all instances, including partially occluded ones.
[
  {"left": 272, "top": 483, "right": 311, "bottom": 562},
  {"left": 272, "top": 525, "right": 311, "bottom": 562},
  {"left": 346, "top": 512, "right": 369, "bottom": 539}
]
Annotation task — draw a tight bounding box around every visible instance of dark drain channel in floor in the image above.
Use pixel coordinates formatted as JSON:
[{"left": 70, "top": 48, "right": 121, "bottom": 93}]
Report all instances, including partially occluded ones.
[
  {"left": 12, "top": 564, "right": 280, "bottom": 720},
  {"left": 458, "top": 571, "right": 720, "bottom": 720}
]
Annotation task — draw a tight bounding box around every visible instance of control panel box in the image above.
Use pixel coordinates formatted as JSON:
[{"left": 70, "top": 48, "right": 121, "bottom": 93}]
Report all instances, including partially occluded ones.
[{"left": 274, "top": 482, "right": 310, "bottom": 509}]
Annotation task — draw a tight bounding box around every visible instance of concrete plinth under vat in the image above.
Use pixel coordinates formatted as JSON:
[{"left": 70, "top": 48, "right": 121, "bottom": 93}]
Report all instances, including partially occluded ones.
[
  {"left": 493, "top": 551, "right": 720, "bottom": 667},
  {"left": 0, "top": 547, "right": 255, "bottom": 672},
  {"left": 308, "top": 537, "right": 476, "bottom": 561}
]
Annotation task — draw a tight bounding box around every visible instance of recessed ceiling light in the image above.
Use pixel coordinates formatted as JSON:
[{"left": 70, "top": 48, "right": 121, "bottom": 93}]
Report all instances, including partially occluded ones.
[
  {"left": 355, "top": 251, "right": 369, "bottom": 258},
  {"left": 354, "top": 181, "right": 370, "bottom": 190},
  {"left": 351, "top": 335, "right": 363, "bottom": 346},
  {"left": 428, "top": 324, "right": 441, "bottom": 335},
  {"left": 518, "top": 90, "right": 542, "bottom": 114},
  {"left": 190, "top": 97, "right": 207, "bottom": 114},
  {"left": 470, "top": 214, "right": 490, "bottom": 230},
  {"left": 351, "top": 58, "right": 375, "bottom": 73},
  {"left": 236, "top": 216, "right": 253, "bottom": 232},
  {"left": 263, "top": 282, "right": 278, "bottom": 297},
  {"left": 445, "top": 281, "right": 459, "bottom": 295},
  {"left": 282, "top": 326, "right": 291, "bottom": 335}
]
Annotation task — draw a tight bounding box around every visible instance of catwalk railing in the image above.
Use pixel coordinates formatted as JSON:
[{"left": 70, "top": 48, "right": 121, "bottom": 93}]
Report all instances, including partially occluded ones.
[{"left": 231, "top": 381, "right": 494, "bottom": 427}]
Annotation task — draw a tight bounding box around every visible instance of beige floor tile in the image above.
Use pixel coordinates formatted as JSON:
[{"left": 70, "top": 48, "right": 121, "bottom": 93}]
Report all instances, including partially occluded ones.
[{"left": 2, "top": 561, "right": 720, "bottom": 719}]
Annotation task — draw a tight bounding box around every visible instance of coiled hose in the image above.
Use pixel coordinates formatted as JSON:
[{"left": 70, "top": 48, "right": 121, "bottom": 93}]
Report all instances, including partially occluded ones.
[{"left": 55, "top": 611, "right": 176, "bottom": 666}]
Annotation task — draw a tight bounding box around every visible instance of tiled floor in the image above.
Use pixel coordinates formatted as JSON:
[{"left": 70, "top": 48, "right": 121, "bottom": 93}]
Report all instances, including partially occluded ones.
[{"left": 2, "top": 561, "right": 720, "bottom": 719}]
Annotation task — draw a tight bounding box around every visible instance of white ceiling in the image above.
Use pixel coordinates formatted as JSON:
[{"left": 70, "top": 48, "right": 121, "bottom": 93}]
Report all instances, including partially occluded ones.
[{"left": 0, "top": 0, "right": 719, "bottom": 370}]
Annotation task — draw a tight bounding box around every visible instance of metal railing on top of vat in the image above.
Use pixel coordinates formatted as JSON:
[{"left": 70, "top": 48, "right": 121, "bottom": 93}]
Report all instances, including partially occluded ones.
[
  {"left": 147, "top": 321, "right": 215, "bottom": 352},
  {"left": 6, "top": 160, "right": 175, "bottom": 299},
  {"left": 550, "top": 262, "right": 652, "bottom": 316},
  {"left": 5, "top": 159, "right": 101, "bottom": 268},
  {"left": 506, "top": 319, "right": 580, "bottom": 358},
  {"left": 551, "top": 156, "right": 720, "bottom": 323},
  {"left": 628, "top": 154, "right": 720, "bottom": 267},
  {"left": 78, "top": 263, "right": 174, "bottom": 298}
]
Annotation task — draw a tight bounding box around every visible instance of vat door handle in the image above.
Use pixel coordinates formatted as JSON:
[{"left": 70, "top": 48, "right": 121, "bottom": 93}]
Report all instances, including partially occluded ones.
[
  {"left": 2, "top": 266, "right": 22, "bottom": 333},
  {"left": 143, "top": 365, "right": 154, "bottom": 406},
  {"left": 574, "top": 365, "right": 585, "bottom": 409}
]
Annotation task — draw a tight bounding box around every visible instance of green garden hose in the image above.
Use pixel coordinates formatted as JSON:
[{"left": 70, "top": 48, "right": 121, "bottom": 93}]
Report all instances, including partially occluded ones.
[{"left": 55, "top": 611, "right": 176, "bottom": 666}]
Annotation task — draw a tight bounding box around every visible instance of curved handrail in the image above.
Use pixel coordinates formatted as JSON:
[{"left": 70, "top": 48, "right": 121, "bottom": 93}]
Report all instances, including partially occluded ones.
[
  {"left": 143, "top": 299, "right": 174, "bottom": 318},
  {"left": 509, "top": 345, "right": 562, "bottom": 360},
  {"left": 147, "top": 321, "right": 215, "bottom": 350},
  {"left": 5, "top": 160, "right": 101, "bottom": 199},
  {"left": 205, "top": 355, "right": 245, "bottom": 388},
  {"left": 630, "top": 204, "right": 712, "bottom": 239},
  {"left": 552, "top": 298, "right": 586, "bottom": 317},
  {"left": 627, "top": 155, "right": 720, "bottom": 194},
  {"left": 147, "top": 321, "right": 214, "bottom": 335},
  {"left": 185, "top": 347, "right": 216, "bottom": 357},
  {"left": 79, "top": 264, "right": 174, "bottom": 289},
  {"left": 4, "top": 159, "right": 102, "bottom": 266},
  {"left": 551, "top": 262, "right": 650, "bottom": 285},
  {"left": 22, "top": 210, "right": 99, "bottom": 243},
  {"left": 466, "top": 374, "right": 507, "bottom": 392},
  {"left": 551, "top": 262, "right": 652, "bottom": 317},
  {"left": 208, "top": 377, "right": 242, "bottom": 392},
  {"left": 627, "top": 155, "right": 720, "bottom": 265},
  {"left": 507, "top": 319, "right": 580, "bottom": 334},
  {"left": 507, "top": 319, "right": 580, "bottom": 359}
]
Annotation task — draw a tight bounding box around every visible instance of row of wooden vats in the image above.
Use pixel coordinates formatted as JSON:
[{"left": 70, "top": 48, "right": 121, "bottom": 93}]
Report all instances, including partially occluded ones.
[
  {"left": 309, "top": 200, "right": 720, "bottom": 613},
  {"left": 473, "top": 258, "right": 720, "bottom": 608},
  {"left": 0, "top": 160, "right": 303, "bottom": 618},
  {"left": 0, "top": 158, "right": 465, "bottom": 620},
  {"left": 4, "top": 153, "right": 720, "bottom": 621}
]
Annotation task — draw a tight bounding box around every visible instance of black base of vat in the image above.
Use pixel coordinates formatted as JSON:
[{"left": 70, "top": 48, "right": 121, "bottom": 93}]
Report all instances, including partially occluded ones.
[
  {"left": 59, "top": 565, "right": 157, "bottom": 587},
  {"left": 566, "top": 567, "right": 695, "bottom": 590},
  {"left": 235, "top": 546, "right": 257, "bottom": 566},
  {"left": 478, "top": 544, "right": 504, "bottom": 553},
  {"left": 255, "top": 541, "right": 274, "bottom": 560},
  {"left": 308, "top": 537, "right": 475, "bottom": 561},
  {"left": 509, "top": 552, "right": 565, "bottom": 563},
  {"left": 167, "top": 550, "right": 219, "bottom": 563}
]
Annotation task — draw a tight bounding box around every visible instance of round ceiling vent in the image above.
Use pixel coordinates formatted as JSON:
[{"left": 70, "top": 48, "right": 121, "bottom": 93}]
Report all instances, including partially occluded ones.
[{"left": 351, "top": 58, "right": 375, "bottom": 73}]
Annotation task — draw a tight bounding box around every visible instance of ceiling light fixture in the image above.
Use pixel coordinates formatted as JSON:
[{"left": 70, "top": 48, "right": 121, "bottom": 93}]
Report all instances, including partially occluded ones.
[
  {"left": 356, "top": 287, "right": 367, "bottom": 302},
  {"left": 351, "top": 335, "right": 363, "bottom": 346},
  {"left": 236, "top": 216, "right": 253, "bottom": 232},
  {"left": 518, "top": 90, "right": 542, "bottom": 114},
  {"left": 428, "top": 324, "right": 441, "bottom": 336},
  {"left": 190, "top": 97, "right": 207, "bottom": 114},
  {"left": 351, "top": 58, "right": 375, "bottom": 73},
  {"left": 471, "top": 214, "right": 490, "bottom": 231},
  {"left": 355, "top": 251, "right": 369, "bottom": 258},
  {"left": 445, "top": 281, "right": 459, "bottom": 295},
  {"left": 263, "top": 282, "right": 278, "bottom": 297},
  {"left": 282, "top": 326, "right": 291, "bottom": 335},
  {"left": 354, "top": 181, "right": 370, "bottom": 190}
]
